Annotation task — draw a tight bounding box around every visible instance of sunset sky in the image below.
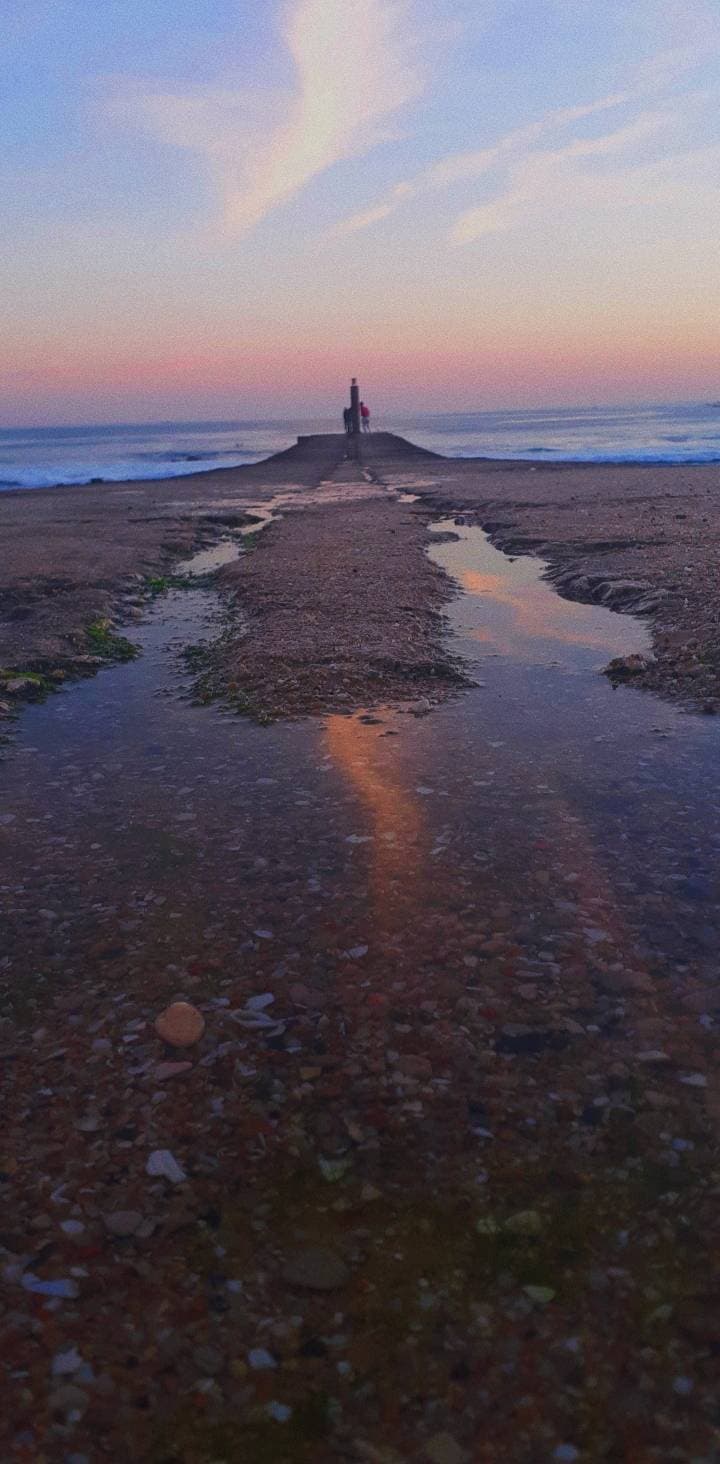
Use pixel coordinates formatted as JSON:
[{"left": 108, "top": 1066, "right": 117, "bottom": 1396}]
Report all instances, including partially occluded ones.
[{"left": 2, "top": 0, "right": 719, "bottom": 424}]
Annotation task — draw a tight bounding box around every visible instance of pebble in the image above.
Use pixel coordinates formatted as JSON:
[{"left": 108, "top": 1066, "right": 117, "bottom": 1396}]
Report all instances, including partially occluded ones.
[
  {"left": 425, "top": 1433, "right": 469, "bottom": 1464},
  {"left": 60, "top": 1220, "right": 85, "bottom": 1238},
  {"left": 248, "top": 1348, "right": 277, "bottom": 1370},
  {"left": 52, "top": 1347, "right": 85, "bottom": 1376},
  {"left": 103, "top": 1210, "right": 144, "bottom": 1237},
  {"left": 146, "top": 1149, "right": 187, "bottom": 1184},
  {"left": 505, "top": 1209, "right": 543, "bottom": 1236},
  {"left": 523, "top": 1285, "right": 556, "bottom": 1304},
  {"left": 266, "top": 1401, "right": 292, "bottom": 1422},
  {"left": 153, "top": 1061, "right": 193, "bottom": 1081},
  {"left": 154, "top": 1001, "right": 205, "bottom": 1047},
  {"left": 21, "top": 1274, "right": 79, "bottom": 1299},
  {"left": 281, "top": 1246, "right": 350, "bottom": 1291}
]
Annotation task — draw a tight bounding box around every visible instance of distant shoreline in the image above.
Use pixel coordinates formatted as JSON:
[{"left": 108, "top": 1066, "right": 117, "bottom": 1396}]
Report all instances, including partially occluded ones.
[{"left": 2, "top": 402, "right": 719, "bottom": 491}]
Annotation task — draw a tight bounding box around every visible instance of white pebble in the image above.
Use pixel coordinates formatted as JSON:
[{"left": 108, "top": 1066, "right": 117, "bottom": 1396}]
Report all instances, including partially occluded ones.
[{"left": 146, "top": 1149, "right": 187, "bottom": 1184}]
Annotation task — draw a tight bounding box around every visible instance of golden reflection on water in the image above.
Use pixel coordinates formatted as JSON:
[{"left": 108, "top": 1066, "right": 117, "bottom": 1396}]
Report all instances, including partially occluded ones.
[
  {"left": 458, "top": 568, "right": 624, "bottom": 654},
  {"left": 324, "top": 709, "right": 655, "bottom": 1008},
  {"left": 324, "top": 714, "right": 430, "bottom": 932}
]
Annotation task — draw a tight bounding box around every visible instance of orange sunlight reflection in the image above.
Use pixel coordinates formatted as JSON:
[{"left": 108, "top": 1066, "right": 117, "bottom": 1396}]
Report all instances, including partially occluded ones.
[
  {"left": 459, "top": 569, "right": 624, "bottom": 653},
  {"left": 324, "top": 714, "right": 429, "bottom": 932}
]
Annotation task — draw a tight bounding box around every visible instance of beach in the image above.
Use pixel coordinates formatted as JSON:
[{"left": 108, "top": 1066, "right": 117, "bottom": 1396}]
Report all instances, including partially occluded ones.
[
  {"left": 2, "top": 435, "right": 720, "bottom": 1461},
  {"left": 1, "top": 433, "right": 720, "bottom": 717}
]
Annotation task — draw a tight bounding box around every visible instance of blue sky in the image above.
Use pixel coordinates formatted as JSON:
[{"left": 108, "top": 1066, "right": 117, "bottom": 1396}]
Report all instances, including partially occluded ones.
[{"left": 2, "top": 0, "right": 719, "bottom": 422}]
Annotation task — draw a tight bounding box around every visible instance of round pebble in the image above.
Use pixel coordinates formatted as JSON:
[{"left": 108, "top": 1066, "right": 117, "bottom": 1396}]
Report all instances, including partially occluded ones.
[{"left": 154, "top": 1001, "right": 205, "bottom": 1048}]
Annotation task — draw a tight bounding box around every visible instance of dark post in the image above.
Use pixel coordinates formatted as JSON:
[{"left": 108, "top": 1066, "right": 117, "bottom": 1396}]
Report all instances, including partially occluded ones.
[{"left": 350, "top": 377, "right": 360, "bottom": 436}]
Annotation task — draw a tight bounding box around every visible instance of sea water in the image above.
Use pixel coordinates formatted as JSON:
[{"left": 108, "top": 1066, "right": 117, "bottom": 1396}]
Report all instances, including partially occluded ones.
[{"left": 1, "top": 400, "right": 719, "bottom": 491}]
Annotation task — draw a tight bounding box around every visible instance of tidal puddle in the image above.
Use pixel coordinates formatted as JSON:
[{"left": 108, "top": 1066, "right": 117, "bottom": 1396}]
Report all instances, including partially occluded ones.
[{"left": 429, "top": 520, "right": 648, "bottom": 668}]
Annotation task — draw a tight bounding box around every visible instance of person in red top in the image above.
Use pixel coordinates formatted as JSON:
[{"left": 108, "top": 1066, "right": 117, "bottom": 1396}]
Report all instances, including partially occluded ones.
[{"left": 360, "top": 401, "right": 371, "bottom": 433}]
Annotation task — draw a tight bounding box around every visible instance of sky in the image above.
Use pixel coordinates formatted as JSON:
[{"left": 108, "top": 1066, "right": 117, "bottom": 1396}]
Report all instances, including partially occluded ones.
[{"left": 1, "top": 0, "right": 719, "bottom": 424}]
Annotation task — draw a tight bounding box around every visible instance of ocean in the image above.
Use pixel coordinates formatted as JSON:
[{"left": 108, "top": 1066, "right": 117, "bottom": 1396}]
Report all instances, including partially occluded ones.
[{"left": 1, "top": 401, "right": 719, "bottom": 492}]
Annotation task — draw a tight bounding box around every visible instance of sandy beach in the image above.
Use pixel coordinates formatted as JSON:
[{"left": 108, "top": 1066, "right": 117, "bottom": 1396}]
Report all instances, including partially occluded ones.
[{"left": 2, "top": 433, "right": 720, "bottom": 721}]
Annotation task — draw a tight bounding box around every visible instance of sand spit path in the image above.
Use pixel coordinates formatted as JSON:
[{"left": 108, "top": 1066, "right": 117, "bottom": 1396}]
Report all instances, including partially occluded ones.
[
  {"left": 0, "top": 433, "right": 463, "bottom": 724},
  {"left": 195, "top": 455, "right": 468, "bottom": 718}
]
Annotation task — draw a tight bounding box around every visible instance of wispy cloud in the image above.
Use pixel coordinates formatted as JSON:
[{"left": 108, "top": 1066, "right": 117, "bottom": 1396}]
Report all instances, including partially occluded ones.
[
  {"left": 450, "top": 111, "right": 673, "bottom": 243},
  {"left": 108, "top": 0, "right": 425, "bottom": 238},
  {"left": 331, "top": 91, "right": 632, "bottom": 236},
  {"left": 331, "top": 10, "right": 720, "bottom": 245}
]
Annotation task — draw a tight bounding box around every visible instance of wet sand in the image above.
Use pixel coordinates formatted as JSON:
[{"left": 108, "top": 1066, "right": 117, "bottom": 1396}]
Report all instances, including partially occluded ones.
[
  {"left": 380, "top": 447, "right": 720, "bottom": 713},
  {"left": 2, "top": 437, "right": 720, "bottom": 1461}
]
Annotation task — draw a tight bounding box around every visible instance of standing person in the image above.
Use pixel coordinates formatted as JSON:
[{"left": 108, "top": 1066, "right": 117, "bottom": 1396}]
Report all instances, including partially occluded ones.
[
  {"left": 360, "top": 401, "right": 371, "bottom": 433},
  {"left": 343, "top": 406, "right": 352, "bottom": 434}
]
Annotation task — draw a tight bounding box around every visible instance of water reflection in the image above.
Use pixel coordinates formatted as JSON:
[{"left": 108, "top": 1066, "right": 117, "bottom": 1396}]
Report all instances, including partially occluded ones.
[
  {"left": 430, "top": 522, "right": 648, "bottom": 666},
  {"left": 324, "top": 714, "right": 429, "bottom": 933}
]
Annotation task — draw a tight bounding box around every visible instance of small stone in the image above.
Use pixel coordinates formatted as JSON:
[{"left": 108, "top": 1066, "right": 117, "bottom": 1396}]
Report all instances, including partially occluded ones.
[
  {"left": 60, "top": 1220, "right": 85, "bottom": 1238},
  {"left": 146, "top": 1149, "right": 187, "bottom": 1184},
  {"left": 155, "top": 1001, "right": 205, "bottom": 1048},
  {"left": 5, "top": 676, "right": 39, "bottom": 696},
  {"left": 425, "top": 1433, "right": 469, "bottom": 1464},
  {"left": 282, "top": 1246, "right": 350, "bottom": 1291},
  {"left": 679, "top": 1072, "right": 707, "bottom": 1087},
  {"left": 554, "top": 1448, "right": 580, "bottom": 1463},
  {"left": 153, "top": 1061, "right": 193, "bottom": 1081},
  {"left": 361, "top": 1183, "right": 382, "bottom": 1202},
  {"left": 266, "top": 1401, "right": 292, "bottom": 1422},
  {"left": 103, "top": 1210, "right": 144, "bottom": 1237},
  {"left": 505, "top": 1210, "right": 542, "bottom": 1237},
  {"left": 52, "top": 1347, "right": 85, "bottom": 1376},
  {"left": 523, "top": 1285, "right": 556, "bottom": 1304},
  {"left": 22, "top": 1274, "right": 79, "bottom": 1299},
  {"left": 248, "top": 1348, "right": 277, "bottom": 1370},
  {"left": 396, "top": 1055, "right": 432, "bottom": 1080}
]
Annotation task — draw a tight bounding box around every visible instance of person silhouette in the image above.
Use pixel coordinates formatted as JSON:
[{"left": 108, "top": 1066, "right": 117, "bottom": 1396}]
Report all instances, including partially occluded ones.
[{"left": 360, "top": 401, "right": 371, "bottom": 433}]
